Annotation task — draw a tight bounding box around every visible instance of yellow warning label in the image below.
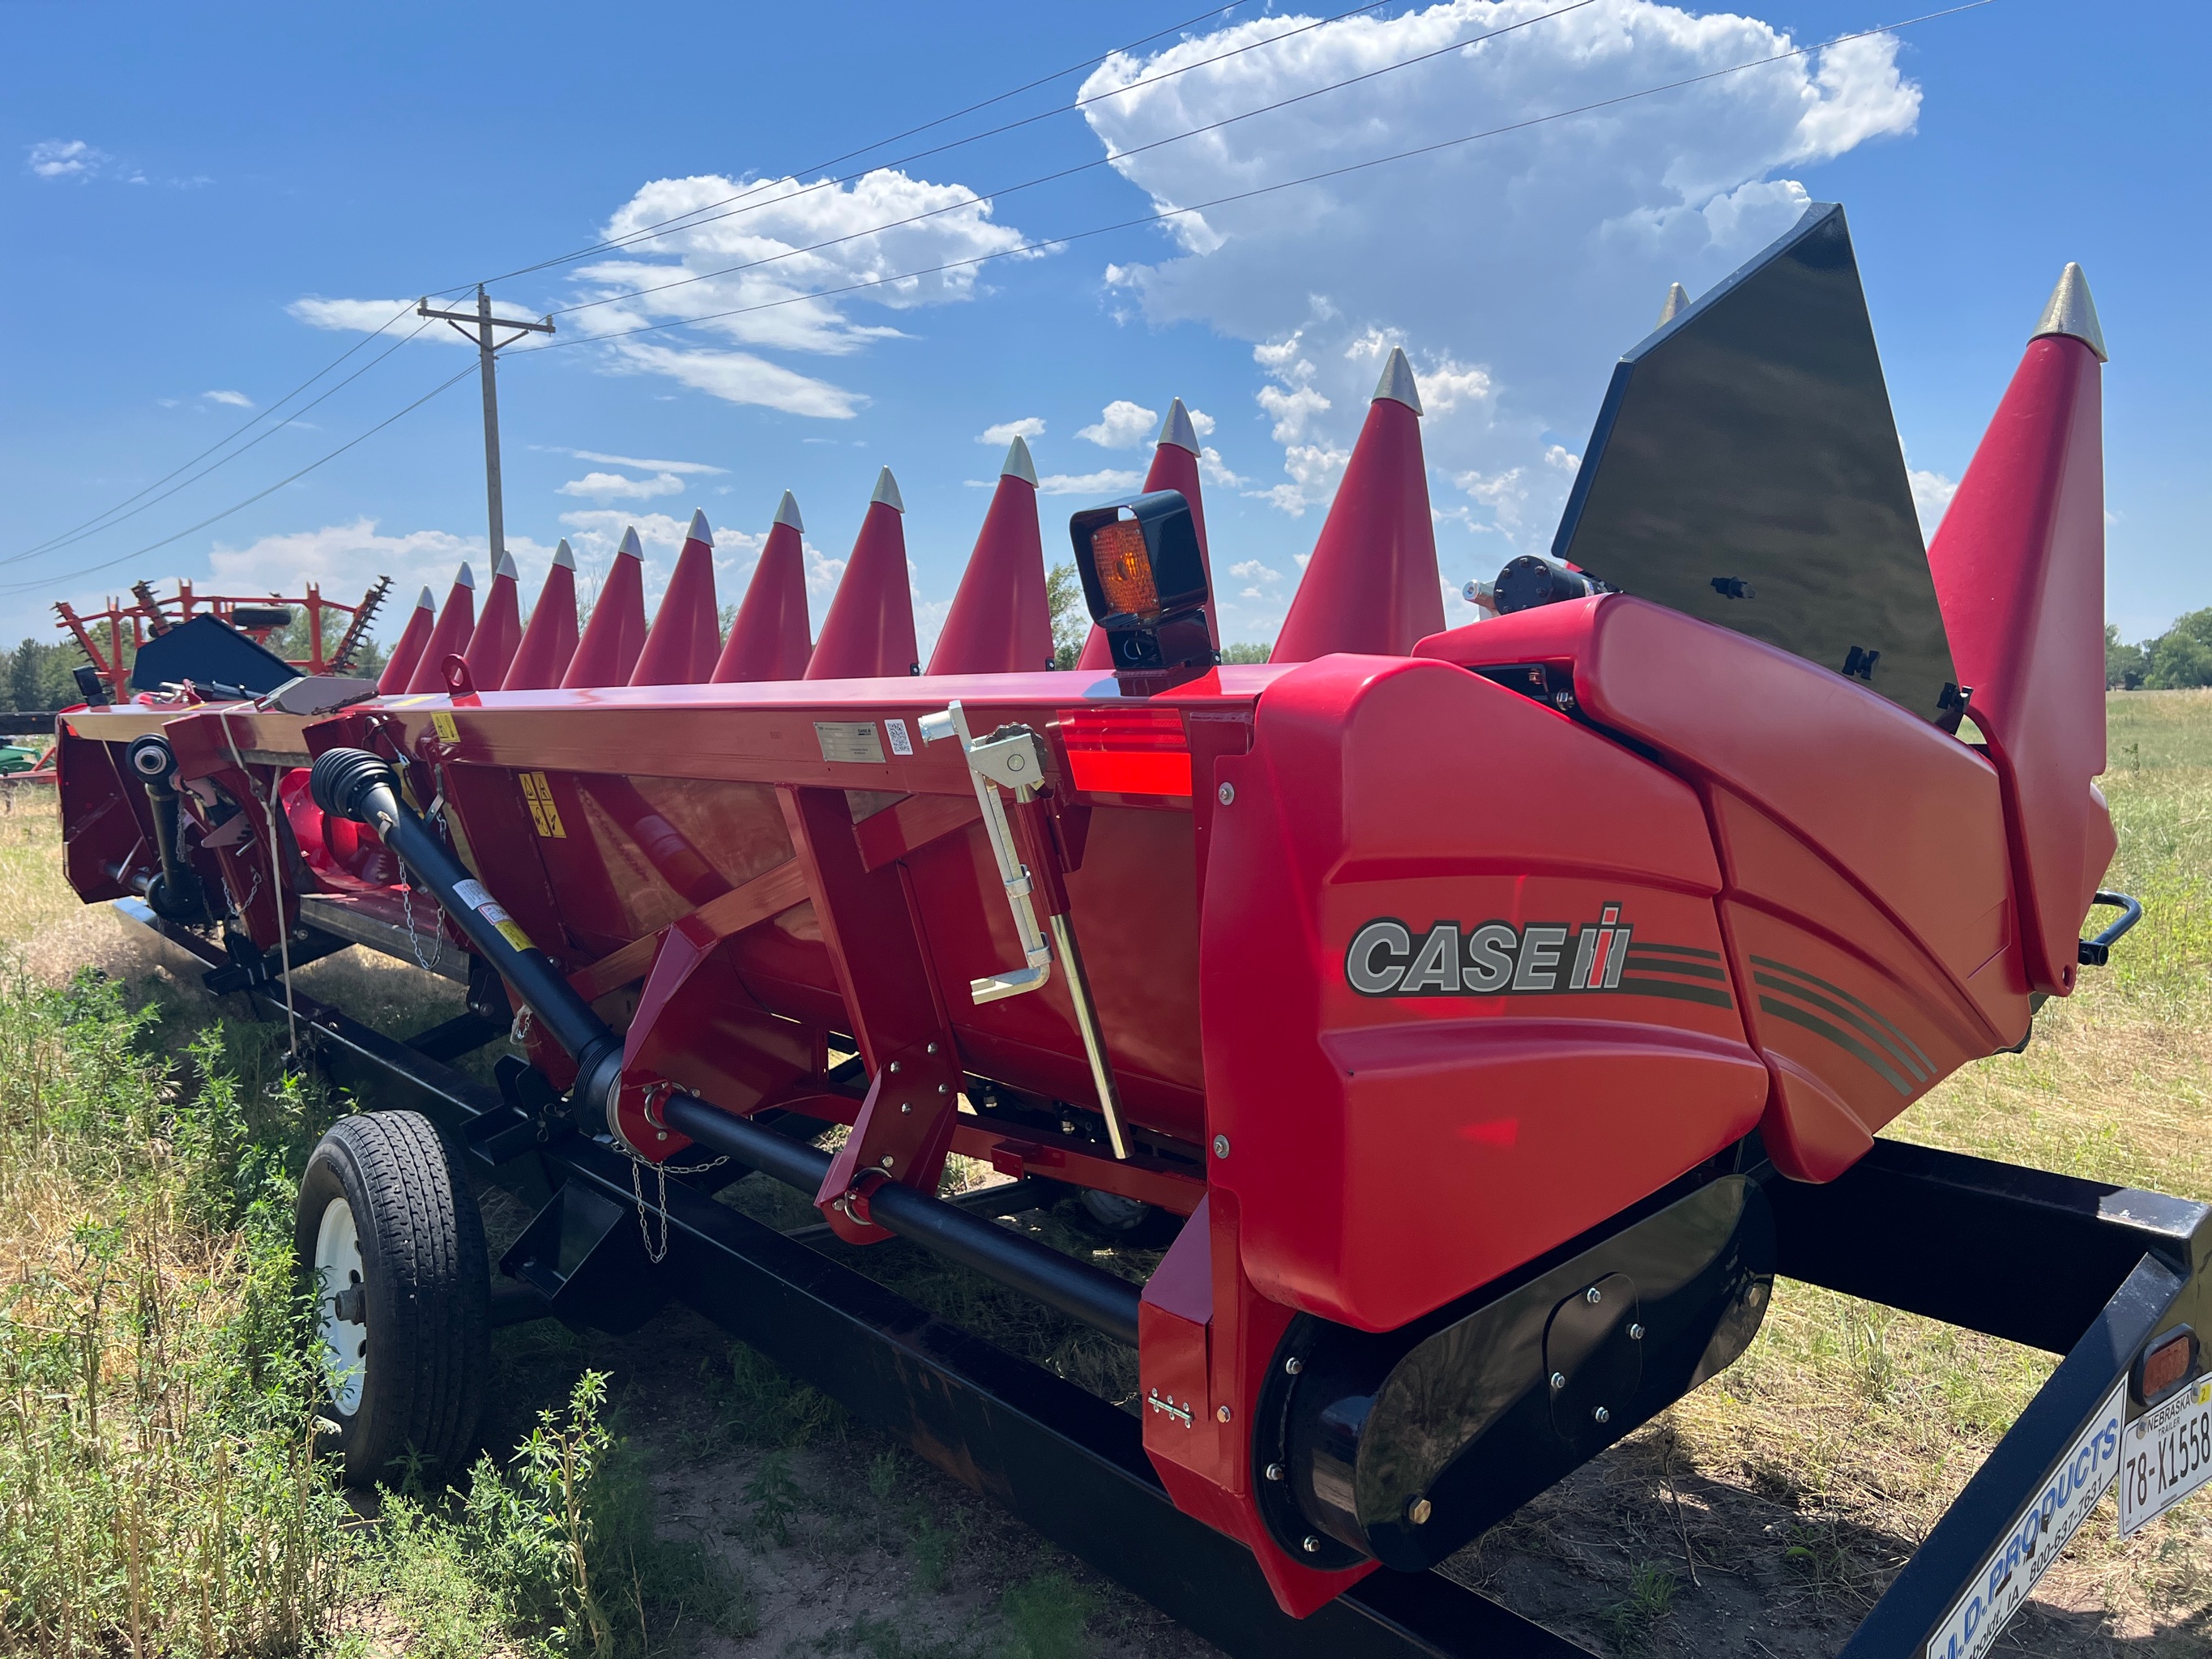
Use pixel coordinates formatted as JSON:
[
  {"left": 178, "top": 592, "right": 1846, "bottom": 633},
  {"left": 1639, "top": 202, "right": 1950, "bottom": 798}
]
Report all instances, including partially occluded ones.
[
  {"left": 430, "top": 710, "right": 459, "bottom": 743},
  {"left": 519, "top": 770, "right": 566, "bottom": 838},
  {"left": 493, "top": 919, "right": 535, "bottom": 953}
]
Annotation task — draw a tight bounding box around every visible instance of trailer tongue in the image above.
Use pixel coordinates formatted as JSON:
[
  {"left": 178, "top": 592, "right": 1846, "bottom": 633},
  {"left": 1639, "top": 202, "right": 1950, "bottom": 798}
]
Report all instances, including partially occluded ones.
[{"left": 57, "top": 205, "right": 2201, "bottom": 1656}]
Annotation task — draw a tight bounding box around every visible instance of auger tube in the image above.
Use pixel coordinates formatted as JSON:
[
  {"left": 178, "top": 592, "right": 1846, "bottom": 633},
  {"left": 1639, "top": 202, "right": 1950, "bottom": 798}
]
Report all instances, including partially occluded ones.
[{"left": 308, "top": 744, "right": 1144, "bottom": 1346}]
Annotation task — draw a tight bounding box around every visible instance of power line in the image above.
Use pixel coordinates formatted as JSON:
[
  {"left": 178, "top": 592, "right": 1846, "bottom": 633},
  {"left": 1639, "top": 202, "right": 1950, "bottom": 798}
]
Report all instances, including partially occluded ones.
[
  {"left": 1, "top": 314, "right": 442, "bottom": 568},
  {"left": 12, "top": 2, "right": 1253, "bottom": 566},
  {"left": 489, "top": 0, "right": 1404, "bottom": 288},
  {"left": 515, "top": 2, "right": 1991, "bottom": 358},
  {"left": 0, "top": 362, "right": 481, "bottom": 598},
  {"left": 17, "top": 1, "right": 1993, "bottom": 596},
  {"left": 9, "top": 302, "right": 430, "bottom": 561},
  {"left": 540, "top": 1, "right": 1595, "bottom": 325}
]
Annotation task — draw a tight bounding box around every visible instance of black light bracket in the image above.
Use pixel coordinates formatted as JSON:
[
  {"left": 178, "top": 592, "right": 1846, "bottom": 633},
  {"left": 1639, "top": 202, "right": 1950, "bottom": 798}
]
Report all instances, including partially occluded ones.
[{"left": 1069, "top": 490, "right": 1216, "bottom": 672}]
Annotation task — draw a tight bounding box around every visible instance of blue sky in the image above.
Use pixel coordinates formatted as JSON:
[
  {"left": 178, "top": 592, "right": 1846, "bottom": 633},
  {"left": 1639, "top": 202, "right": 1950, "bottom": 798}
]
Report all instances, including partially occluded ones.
[{"left": 4, "top": 0, "right": 2205, "bottom": 656}]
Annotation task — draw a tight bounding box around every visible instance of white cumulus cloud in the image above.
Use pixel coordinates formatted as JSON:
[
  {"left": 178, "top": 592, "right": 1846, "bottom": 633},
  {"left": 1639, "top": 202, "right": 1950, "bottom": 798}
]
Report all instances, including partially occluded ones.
[
  {"left": 202, "top": 390, "right": 253, "bottom": 408},
  {"left": 27, "top": 139, "right": 107, "bottom": 180},
  {"left": 1035, "top": 468, "right": 1148, "bottom": 497},
  {"left": 1081, "top": 0, "right": 1923, "bottom": 586},
  {"left": 556, "top": 471, "right": 688, "bottom": 501},
  {"left": 979, "top": 417, "right": 1047, "bottom": 445},
  {"left": 1077, "top": 400, "right": 1159, "bottom": 448}
]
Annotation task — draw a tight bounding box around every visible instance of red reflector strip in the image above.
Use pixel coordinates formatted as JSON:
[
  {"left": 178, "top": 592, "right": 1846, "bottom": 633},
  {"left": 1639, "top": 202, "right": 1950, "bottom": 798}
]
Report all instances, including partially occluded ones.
[{"left": 1058, "top": 706, "right": 1191, "bottom": 798}]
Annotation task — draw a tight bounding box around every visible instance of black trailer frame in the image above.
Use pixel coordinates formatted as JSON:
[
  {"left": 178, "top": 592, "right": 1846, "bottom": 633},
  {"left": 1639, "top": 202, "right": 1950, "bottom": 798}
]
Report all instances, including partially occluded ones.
[{"left": 117, "top": 898, "right": 2211, "bottom": 1659}]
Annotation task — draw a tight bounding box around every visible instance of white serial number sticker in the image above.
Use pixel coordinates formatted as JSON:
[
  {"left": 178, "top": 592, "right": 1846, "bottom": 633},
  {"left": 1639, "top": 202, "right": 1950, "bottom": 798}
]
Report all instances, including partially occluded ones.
[
  {"left": 1928, "top": 1383, "right": 2124, "bottom": 1659},
  {"left": 2120, "top": 1375, "right": 2212, "bottom": 1536}
]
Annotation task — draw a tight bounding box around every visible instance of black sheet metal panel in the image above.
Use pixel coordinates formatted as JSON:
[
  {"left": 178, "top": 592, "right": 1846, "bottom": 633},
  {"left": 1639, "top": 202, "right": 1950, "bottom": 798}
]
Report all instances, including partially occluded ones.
[
  {"left": 112, "top": 898, "right": 1592, "bottom": 1658},
  {"left": 1552, "top": 202, "right": 1963, "bottom": 726},
  {"left": 1767, "top": 1137, "right": 2212, "bottom": 1354},
  {"left": 1266, "top": 1173, "right": 1773, "bottom": 1572},
  {"left": 127, "top": 612, "right": 299, "bottom": 695}
]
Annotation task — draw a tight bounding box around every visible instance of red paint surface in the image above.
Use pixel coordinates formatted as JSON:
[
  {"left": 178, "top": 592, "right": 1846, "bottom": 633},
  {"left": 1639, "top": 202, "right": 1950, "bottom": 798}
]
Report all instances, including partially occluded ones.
[
  {"left": 562, "top": 549, "right": 647, "bottom": 689},
  {"left": 376, "top": 596, "right": 435, "bottom": 695},
  {"left": 502, "top": 561, "right": 579, "bottom": 690},
  {"left": 463, "top": 565, "right": 523, "bottom": 689},
  {"left": 806, "top": 501, "right": 918, "bottom": 680},
  {"left": 713, "top": 518, "right": 811, "bottom": 681},
  {"left": 928, "top": 470, "right": 1053, "bottom": 674},
  {"left": 1272, "top": 397, "right": 1441, "bottom": 663},
  {"left": 403, "top": 576, "right": 475, "bottom": 694},
  {"left": 631, "top": 532, "right": 720, "bottom": 686},
  {"left": 1928, "top": 335, "right": 2112, "bottom": 996}
]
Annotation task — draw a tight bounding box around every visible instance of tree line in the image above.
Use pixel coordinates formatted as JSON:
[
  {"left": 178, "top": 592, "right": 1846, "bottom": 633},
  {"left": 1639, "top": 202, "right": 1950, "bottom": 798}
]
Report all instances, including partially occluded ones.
[{"left": 2108, "top": 614, "right": 2212, "bottom": 690}]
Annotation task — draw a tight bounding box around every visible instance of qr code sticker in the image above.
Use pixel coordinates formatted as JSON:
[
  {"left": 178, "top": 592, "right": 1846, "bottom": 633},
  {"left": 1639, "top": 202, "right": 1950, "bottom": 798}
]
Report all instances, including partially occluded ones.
[{"left": 885, "top": 719, "right": 913, "bottom": 756}]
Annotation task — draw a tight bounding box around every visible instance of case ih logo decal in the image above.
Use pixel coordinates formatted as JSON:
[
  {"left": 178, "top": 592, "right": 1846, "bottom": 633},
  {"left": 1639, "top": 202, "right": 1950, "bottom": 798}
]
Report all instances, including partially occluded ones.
[{"left": 1345, "top": 906, "right": 1733, "bottom": 1009}]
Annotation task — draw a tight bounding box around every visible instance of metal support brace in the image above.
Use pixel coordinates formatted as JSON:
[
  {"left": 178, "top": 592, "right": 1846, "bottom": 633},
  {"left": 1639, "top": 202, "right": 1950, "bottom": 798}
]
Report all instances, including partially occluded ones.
[{"left": 920, "top": 701, "right": 1131, "bottom": 1159}]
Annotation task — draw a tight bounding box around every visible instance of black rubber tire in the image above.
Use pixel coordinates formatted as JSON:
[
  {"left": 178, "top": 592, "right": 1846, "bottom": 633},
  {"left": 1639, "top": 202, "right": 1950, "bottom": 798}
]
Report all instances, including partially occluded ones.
[
  {"left": 295, "top": 1111, "right": 489, "bottom": 1486},
  {"left": 1073, "top": 1188, "right": 1185, "bottom": 1248}
]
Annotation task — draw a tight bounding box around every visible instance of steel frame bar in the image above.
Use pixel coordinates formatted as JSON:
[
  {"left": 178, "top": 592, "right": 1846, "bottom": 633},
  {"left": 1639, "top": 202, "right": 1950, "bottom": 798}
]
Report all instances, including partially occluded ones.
[{"left": 114, "top": 898, "right": 1591, "bottom": 1659}]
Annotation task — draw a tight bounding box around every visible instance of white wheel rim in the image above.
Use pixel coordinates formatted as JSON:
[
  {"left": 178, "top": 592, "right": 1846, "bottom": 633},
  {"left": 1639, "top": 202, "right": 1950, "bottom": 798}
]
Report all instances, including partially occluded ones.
[{"left": 313, "top": 1196, "right": 368, "bottom": 1415}]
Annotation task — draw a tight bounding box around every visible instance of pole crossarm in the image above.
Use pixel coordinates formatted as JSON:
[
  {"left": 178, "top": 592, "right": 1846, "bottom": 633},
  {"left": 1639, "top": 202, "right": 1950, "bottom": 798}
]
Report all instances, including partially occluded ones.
[{"left": 416, "top": 301, "right": 554, "bottom": 335}]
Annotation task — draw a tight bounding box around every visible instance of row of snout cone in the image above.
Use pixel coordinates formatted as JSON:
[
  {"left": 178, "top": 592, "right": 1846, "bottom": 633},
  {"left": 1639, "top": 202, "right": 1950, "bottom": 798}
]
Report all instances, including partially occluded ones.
[{"left": 376, "top": 349, "right": 1445, "bottom": 697}]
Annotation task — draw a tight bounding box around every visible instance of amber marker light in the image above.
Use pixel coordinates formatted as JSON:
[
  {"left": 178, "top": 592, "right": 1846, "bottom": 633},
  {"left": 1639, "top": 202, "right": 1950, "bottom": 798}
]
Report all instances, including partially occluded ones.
[{"left": 1091, "top": 516, "right": 1160, "bottom": 621}]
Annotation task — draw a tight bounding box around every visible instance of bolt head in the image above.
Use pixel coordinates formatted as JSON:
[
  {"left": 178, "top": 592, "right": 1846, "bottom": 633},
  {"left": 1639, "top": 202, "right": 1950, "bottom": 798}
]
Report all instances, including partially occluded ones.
[
  {"left": 879, "top": 1154, "right": 895, "bottom": 1169},
  {"left": 938, "top": 1082, "right": 950, "bottom": 1094},
  {"left": 1549, "top": 1371, "right": 1566, "bottom": 1391},
  {"left": 1301, "top": 1536, "right": 1321, "bottom": 1555},
  {"left": 1265, "top": 1462, "right": 1285, "bottom": 1482},
  {"left": 1407, "top": 1497, "right": 1433, "bottom": 1526},
  {"left": 888, "top": 1060, "right": 902, "bottom": 1073},
  {"left": 1284, "top": 1356, "right": 1304, "bottom": 1375},
  {"left": 655, "top": 1130, "right": 667, "bottom": 1141},
  {"left": 1586, "top": 1286, "right": 1603, "bottom": 1305},
  {"left": 1592, "top": 1405, "right": 1611, "bottom": 1425},
  {"left": 1212, "top": 1134, "right": 1230, "bottom": 1158},
  {"left": 899, "top": 1102, "right": 912, "bottom": 1114},
  {"left": 1217, "top": 782, "right": 1235, "bottom": 805},
  {"left": 926, "top": 1042, "right": 940, "bottom": 1054},
  {"left": 1216, "top": 1405, "right": 1232, "bottom": 1423},
  {"left": 1628, "top": 1323, "right": 1646, "bottom": 1341}
]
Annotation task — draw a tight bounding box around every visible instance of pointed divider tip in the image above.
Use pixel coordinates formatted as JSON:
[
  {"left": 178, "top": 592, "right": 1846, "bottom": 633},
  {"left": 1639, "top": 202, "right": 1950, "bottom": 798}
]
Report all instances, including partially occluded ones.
[
  {"left": 1658, "top": 281, "right": 1690, "bottom": 326},
  {"left": 552, "top": 538, "right": 575, "bottom": 569},
  {"left": 1158, "top": 397, "right": 1201, "bottom": 456},
  {"left": 617, "top": 527, "right": 643, "bottom": 560},
  {"left": 774, "top": 489, "right": 804, "bottom": 532},
  {"left": 2032, "top": 262, "right": 2107, "bottom": 361},
  {"left": 1001, "top": 434, "right": 1039, "bottom": 486},
  {"left": 871, "top": 467, "right": 905, "bottom": 514},
  {"left": 414, "top": 585, "right": 436, "bottom": 609},
  {"left": 1372, "top": 346, "right": 1423, "bottom": 416},
  {"left": 455, "top": 561, "right": 476, "bottom": 589},
  {"left": 685, "top": 506, "right": 713, "bottom": 545},
  {"left": 494, "top": 552, "right": 519, "bottom": 581}
]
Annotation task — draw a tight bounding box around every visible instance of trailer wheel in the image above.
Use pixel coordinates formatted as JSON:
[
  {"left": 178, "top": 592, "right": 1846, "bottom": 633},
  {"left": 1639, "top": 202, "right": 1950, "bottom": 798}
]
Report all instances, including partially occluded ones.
[
  {"left": 1076, "top": 1188, "right": 1184, "bottom": 1248},
  {"left": 296, "top": 1111, "right": 489, "bottom": 1486}
]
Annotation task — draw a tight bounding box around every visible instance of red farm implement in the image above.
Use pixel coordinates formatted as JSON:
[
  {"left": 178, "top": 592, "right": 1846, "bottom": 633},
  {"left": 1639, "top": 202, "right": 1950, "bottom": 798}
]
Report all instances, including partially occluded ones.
[{"left": 55, "top": 205, "right": 2199, "bottom": 1658}]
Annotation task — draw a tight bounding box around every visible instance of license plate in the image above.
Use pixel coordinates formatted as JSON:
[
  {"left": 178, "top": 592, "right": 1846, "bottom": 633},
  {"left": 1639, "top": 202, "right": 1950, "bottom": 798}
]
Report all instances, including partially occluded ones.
[{"left": 2120, "top": 1375, "right": 2212, "bottom": 1536}]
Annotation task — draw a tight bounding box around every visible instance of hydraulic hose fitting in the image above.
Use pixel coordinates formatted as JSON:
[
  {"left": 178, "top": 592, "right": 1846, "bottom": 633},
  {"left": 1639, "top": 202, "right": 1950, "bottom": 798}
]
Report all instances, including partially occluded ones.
[{"left": 125, "top": 734, "right": 204, "bottom": 922}]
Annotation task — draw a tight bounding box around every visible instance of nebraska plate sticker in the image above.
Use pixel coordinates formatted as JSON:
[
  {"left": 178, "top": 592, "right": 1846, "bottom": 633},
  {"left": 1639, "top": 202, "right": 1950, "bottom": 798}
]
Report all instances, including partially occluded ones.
[
  {"left": 1928, "top": 1383, "right": 2124, "bottom": 1659},
  {"left": 2119, "top": 1374, "right": 2212, "bottom": 1536}
]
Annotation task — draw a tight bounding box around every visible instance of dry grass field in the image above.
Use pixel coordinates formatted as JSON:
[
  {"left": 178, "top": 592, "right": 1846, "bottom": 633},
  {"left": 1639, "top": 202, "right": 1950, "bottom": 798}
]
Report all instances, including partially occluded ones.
[{"left": 2, "top": 692, "right": 2209, "bottom": 1657}]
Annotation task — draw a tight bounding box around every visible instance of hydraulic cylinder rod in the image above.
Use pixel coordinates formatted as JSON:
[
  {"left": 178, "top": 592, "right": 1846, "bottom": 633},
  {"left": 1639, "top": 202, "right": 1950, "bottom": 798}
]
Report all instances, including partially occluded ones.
[{"left": 308, "top": 745, "right": 1143, "bottom": 1346}]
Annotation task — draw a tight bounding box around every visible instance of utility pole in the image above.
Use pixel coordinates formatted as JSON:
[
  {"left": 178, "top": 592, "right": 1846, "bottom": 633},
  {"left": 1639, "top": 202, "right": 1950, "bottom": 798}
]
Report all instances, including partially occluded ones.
[{"left": 417, "top": 288, "right": 554, "bottom": 565}]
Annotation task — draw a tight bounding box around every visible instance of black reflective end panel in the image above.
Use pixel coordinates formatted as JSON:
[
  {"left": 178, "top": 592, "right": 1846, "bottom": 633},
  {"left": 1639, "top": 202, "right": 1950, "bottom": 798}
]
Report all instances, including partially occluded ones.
[{"left": 1552, "top": 201, "right": 1963, "bottom": 727}]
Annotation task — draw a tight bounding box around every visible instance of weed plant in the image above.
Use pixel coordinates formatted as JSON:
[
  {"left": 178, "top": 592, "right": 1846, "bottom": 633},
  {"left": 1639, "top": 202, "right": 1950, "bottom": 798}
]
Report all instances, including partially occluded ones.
[{"left": 0, "top": 967, "right": 349, "bottom": 1657}]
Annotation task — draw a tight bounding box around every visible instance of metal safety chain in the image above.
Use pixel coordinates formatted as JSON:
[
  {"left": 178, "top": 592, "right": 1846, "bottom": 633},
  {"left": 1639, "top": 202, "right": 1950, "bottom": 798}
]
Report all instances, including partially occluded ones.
[
  {"left": 622, "top": 1145, "right": 728, "bottom": 1265},
  {"left": 220, "top": 711, "right": 299, "bottom": 1058}
]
